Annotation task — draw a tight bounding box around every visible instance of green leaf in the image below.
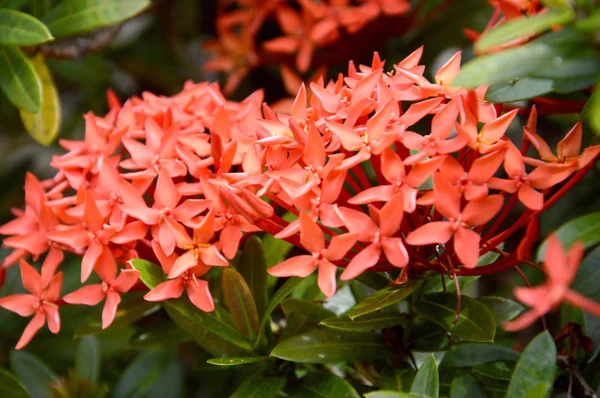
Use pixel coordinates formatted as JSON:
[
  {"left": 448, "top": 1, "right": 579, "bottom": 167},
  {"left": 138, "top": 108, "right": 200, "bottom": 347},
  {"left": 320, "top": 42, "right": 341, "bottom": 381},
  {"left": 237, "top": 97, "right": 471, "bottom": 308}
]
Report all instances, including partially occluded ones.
[
  {"left": 76, "top": 335, "right": 100, "bottom": 383},
  {"left": 477, "top": 296, "right": 524, "bottom": 324},
  {"left": 532, "top": 56, "right": 600, "bottom": 79},
  {"left": 263, "top": 232, "right": 293, "bottom": 269},
  {"left": 129, "top": 259, "right": 166, "bottom": 288},
  {"left": 287, "top": 372, "right": 360, "bottom": 398},
  {"left": 410, "top": 355, "right": 439, "bottom": 398},
  {"left": 365, "top": 393, "right": 426, "bottom": 398},
  {"left": 346, "top": 279, "right": 423, "bottom": 319},
  {"left": 255, "top": 277, "right": 302, "bottom": 346},
  {"left": 206, "top": 357, "right": 263, "bottom": 366},
  {"left": 506, "top": 331, "right": 556, "bottom": 398},
  {"left": 442, "top": 343, "right": 519, "bottom": 367},
  {"left": 413, "top": 293, "right": 496, "bottom": 342},
  {"left": 19, "top": 54, "right": 61, "bottom": 146},
  {"left": 0, "top": 9, "right": 52, "bottom": 45},
  {"left": 472, "top": 361, "right": 515, "bottom": 381},
  {"left": 282, "top": 298, "right": 335, "bottom": 322},
  {"left": 572, "top": 246, "right": 600, "bottom": 302},
  {"left": 321, "top": 312, "right": 409, "bottom": 331},
  {"left": 42, "top": 0, "right": 150, "bottom": 39},
  {"left": 75, "top": 297, "right": 160, "bottom": 337},
  {"left": 9, "top": 350, "right": 59, "bottom": 398},
  {"left": 271, "top": 329, "right": 391, "bottom": 364},
  {"left": 485, "top": 78, "right": 554, "bottom": 103},
  {"left": 235, "top": 236, "right": 268, "bottom": 316},
  {"left": 586, "top": 82, "right": 600, "bottom": 135},
  {"left": 129, "top": 318, "right": 190, "bottom": 350},
  {"left": 113, "top": 350, "right": 172, "bottom": 398},
  {"left": 449, "top": 373, "right": 485, "bottom": 398},
  {"left": 0, "top": 46, "right": 41, "bottom": 112},
  {"left": 0, "top": 369, "right": 29, "bottom": 398},
  {"left": 537, "top": 212, "right": 600, "bottom": 260},
  {"left": 146, "top": 361, "right": 184, "bottom": 398},
  {"left": 408, "top": 321, "right": 449, "bottom": 352},
  {"left": 230, "top": 375, "right": 285, "bottom": 398},
  {"left": 380, "top": 368, "right": 415, "bottom": 392},
  {"left": 453, "top": 29, "right": 585, "bottom": 88},
  {"left": 476, "top": 10, "right": 575, "bottom": 52},
  {"left": 0, "top": 0, "right": 30, "bottom": 10},
  {"left": 223, "top": 267, "right": 260, "bottom": 339}
]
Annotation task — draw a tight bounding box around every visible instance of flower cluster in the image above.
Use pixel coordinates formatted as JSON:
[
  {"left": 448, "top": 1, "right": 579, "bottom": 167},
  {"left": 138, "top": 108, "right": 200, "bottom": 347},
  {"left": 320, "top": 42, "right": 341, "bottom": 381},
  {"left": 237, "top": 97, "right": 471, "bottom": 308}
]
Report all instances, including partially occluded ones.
[{"left": 1, "top": 48, "right": 599, "bottom": 349}]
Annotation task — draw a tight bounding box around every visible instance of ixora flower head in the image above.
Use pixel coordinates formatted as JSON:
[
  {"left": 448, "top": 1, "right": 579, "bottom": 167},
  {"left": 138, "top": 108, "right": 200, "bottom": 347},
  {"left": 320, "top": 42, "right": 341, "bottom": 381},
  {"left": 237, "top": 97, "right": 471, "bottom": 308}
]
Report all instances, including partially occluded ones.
[{"left": 1, "top": 49, "right": 599, "bottom": 351}]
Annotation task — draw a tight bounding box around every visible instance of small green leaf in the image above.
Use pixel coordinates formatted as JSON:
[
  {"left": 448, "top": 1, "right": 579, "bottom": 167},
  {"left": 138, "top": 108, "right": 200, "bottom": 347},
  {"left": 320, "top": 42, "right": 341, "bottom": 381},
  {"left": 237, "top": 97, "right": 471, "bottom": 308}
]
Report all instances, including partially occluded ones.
[
  {"left": 129, "top": 259, "right": 166, "bottom": 288},
  {"left": 76, "top": 335, "right": 100, "bottom": 383},
  {"left": 113, "top": 350, "right": 172, "bottom": 398},
  {"left": 476, "top": 10, "right": 575, "bottom": 52},
  {"left": 9, "top": 350, "right": 59, "bottom": 398},
  {"left": 223, "top": 267, "right": 260, "bottom": 339},
  {"left": 230, "top": 375, "right": 285, "bottom": 398},
  {"left": 74, "top": 297, "right": 160, "bottom": 337},
  {"left": 19, "top": 54, "right": 61, "bottom": 146},
  {"left": 441, "top": 343, "right": 519, "bottom": 367},
  {"left": 0, "top": 46, "right": 41, "bottom": 112},
  {"left": 255, "top": 277, "right": 302, "bottom": 346},
  {"left": 0, "top": 9, "right": 52, "bottom": 45},
  {"left": 449, "top": 373, "right": 485, "bottom": 398},
  {"left": 321, "top": 312, "right": 409, "bottom": 331},
  {"left": 411, "top": 355, "right": 438, "bottom": 398},
  {"left": 282, "top": 298, "right": 335, "bottom": 322},
  {"left": 380, "top": 368, "right": 415, "bottom": 392},
  {"left": 477, "top": 296, "right": 524, "bottom": 324},
  {"left": 42, "top": 0, "right": 150, "bottom": 39},
  {"left": 347, "top": 279, "right": 423, "bottom": 319},
  {"left": 506, "top": 331, "right": 556, "bottom": 398},
  {"left": 472, "top": 361, "right": 515, "bottom": 381},
  {"left": 206, "top": 357, "right": 263, "bottom": 366},
  {"left": 235, "top": 236, "right": 268, "bottom": 316},
  {"left": 413, "top": 293, "right": 496, "bottom": 342},
  {"left": 485, "top": 78, "right": 554, "bottom": 103},
  {"left": 271, "top": 329, "right": 391, "bottom": 364},
  {"left": 287, "top": 372, "right": 360, "bottom": 398},
  {"left": 537, "top": 212, "right": 600, "bottom": 260},
  {"left": 0, "top": 369, "right": 29, "bottom": 398}
]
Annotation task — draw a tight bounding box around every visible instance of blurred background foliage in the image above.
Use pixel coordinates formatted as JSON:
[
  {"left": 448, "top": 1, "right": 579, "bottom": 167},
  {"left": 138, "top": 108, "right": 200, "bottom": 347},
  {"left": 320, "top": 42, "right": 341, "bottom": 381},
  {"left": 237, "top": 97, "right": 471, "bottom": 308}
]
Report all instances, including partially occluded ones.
[{"left": 0, "top": 0, "right": 599, "bottom": 397}]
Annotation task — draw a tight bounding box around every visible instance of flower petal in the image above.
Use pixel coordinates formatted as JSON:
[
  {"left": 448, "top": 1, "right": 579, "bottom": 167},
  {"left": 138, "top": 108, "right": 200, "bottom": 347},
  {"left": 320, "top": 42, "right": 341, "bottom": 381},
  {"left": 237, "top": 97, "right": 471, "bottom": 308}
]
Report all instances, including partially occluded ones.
[
  {"left": 186, "top": 279, "right": 215, "bottom": 312},
  {"left": 144, "top": 279, "right": 185, "bottom": 302},
  {"left": 454, "top": 226, "right": 480, "bottom": 268},
  {"left": 268, "top": 255, "right": 316, "bottom": 278},
  {"left": 16, "top": 311, "right": 45, "bottom": 350},
  {"left": 340, "top": 243, "right": 381, "bottom": 280},
  {"left": 102, "top": 290, "right": 121, "bottom": 329},
  {"left": 318, "top": 259, "right": 338, "bottom": 298},
  {"left": 406, "top": 222, "right": 454, "bottom": 245},
  {"left": 63, "top": 284, "right": 105, "bottom": 306},
  {"left": 299, "top": 212, "right": 325, "bottom": 253}
]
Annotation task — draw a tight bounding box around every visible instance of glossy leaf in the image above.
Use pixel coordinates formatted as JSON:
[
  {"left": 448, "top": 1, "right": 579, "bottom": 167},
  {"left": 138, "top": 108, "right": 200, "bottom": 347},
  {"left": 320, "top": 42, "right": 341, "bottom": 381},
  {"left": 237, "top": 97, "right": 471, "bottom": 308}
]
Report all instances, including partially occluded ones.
[
  {"left": 9, "top": 350, "right": 59, "bottom": 398},
  {"left": 287, "top": 372, "right": 360, "bottom": 398},
  {"left": 0, "top": 46, "right": 41, "bottom": 112},
  {"left": 74, "top": 297, "right": 160, "bottom": 337},
  {"left": 586, "top": 82, "right": 600, "bottom": 134},
  {"left": 472, "top": 361, "right": 514, "bottom": 381},
  {"left": 321, "top": 312, "right": 409, "bottom": 331},
  {"left": 408, "top": 321, "right": 450, "bottom": 352},
  {"left": 477, "top": 296, "right": 524, "bottom": 324},
  {"left": 235, "top": 236, "right": 268, "bottom": 316},
  {"left": 413, "top": 293, "right": 496, "bottom": 342},
  {"left": 113, "top": 350, "right": 172, "bottom": 398},
  {"left": 485, "top": 78, "right": 554, "bottom": 103},
  {"left": 76, "top": 335, "right": 100, "bottom": 383},
  {"left": 346, "top": 279, "right": 423, "bottom": 319},
  {"left": 271, "top": 329, "right": 391, "bottom": 364},
  {"left": 255, "top": 277, "right": 302, "bottom": 346},
  {"left": 0, "top": 9, "right": 52, "bottom": 45},
  {"left": 42, "top": 0, "right": 150, "bottom": 38},
  {"left": 19, "top": 54, "right": 61, "bottom": 146},
  {"left": 230, "top": 375, "right": 285, "bottom": 398},
  {"left": 532, "top": 56, "right": 600, "bottom": 79},
  {"left": 206, "top": 357, "right": 263, "bottom": 366},
  {"left": 129, "top": 259, "right": 166, "bottom": 288},
  {"left": 0, "top": 369, "right": 29, "bottom": 398},
  {"left": 506, "top": 331, "right": 556, "bottom": 398},
  {"left": 223, "top": 267, "right": 260, "bottom": 338},
  {"left": 537, "top": 212, "right": 600, "bottom": 260},
  {"left": 410, "top": 355, "right": 439, "bottom": 398},
  {"left": 476, "top": 10, "right": 575, "bottom": 52},
  {"left": 449, "top": 373, "right": 485, "bottom": 398},
  {"left": 441, "top": 343, "right": 519, "bottom": 367},
  {"left": 282, "top": 298, "right": 335, "bottom": 322}
]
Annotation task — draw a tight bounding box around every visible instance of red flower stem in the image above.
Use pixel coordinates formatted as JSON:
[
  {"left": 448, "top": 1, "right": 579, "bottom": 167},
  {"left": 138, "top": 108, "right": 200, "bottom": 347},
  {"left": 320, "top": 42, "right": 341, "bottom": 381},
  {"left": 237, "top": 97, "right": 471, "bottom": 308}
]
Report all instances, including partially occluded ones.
[
  {"left": 564, "top": 289, "right": 600, "bottom": 317},
  {"left": 0, "top": 267, "right": 5, "bottom": 291},
  {"left": 352, "top": 163, "right": 372, "bottom": 190},
  {"left": 482, "top": 193, "right": 518, "bottom": 241},
  {"left": 456, "top": 252, "right": 517, "bottom": 276},
  {"left": 345, "top": 171, "right": 363, "bottom": 194},
  {"left": 266, "top": 193, "right": 299, "bottom": 216}
]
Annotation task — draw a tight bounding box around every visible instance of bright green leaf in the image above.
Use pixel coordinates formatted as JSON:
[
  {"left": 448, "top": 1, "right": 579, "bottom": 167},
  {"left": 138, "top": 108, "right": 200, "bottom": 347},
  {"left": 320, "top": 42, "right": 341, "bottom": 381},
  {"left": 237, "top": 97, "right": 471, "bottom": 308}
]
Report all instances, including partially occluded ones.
[
  {"left": 42, "top": 0, "right": 150, "bottom": 39},
  {"left": 230, "top": 375, "right": 285, "bottom": 398},
  {"left": 477, "top": 296, "right": 524, "bottom": 324},
  {"left": 235, "top": 236, "right": 268, "bottom": 316},
  {"left": 506, "top": 331, "right": 556, "bottom": 398},
  {"left": 0, "top": 46, "right": 41, "bottom": 112},
  {"left": 346, "top": 279, "right": 423, "bottom": 319},
  {"left": 586, "top": 83, "right": 600, "bottom": 134},
  {"left": 320, "top": 312, "right": 409, "bottom": 331},
  {"left": 449, "top": 373, "right": 485, "bottom": 398},
  {"left": 0, "top": 9, "right": 52, "bottom": 45},
  {"left": 9, "top": 350, "right": 59, "bottom": 398},
  {"left": 485, "top": 78, "right": 554, "bottom": 103},
  {"left": 537, "top": 212, "right": 600, "bottom": 260},
  {"left": 476, "top": 10, "right": 575, "bottom": 52},
  {"left": 472, "top": 361, "right": 515, "bottom": 381},
  {"left": 223, "top": 267, "right": 260, "bottom": 339},
  {"left": 76, "top": 335, "right": 100, "bottom": 384},
  {"left": 271, "top": 329, "right": 391, "bottom": 364},
  {"left": 0, "top": 369, "right": 29, "bottom": 398},
  {"left": 206, "top": 357, "right": 263, "bottom": 366},
  {"left": 442, "top": 343, "right": 519, "bottom": 367},
  {"left": 129, "top": 259, "right": 166, "bottom": 288},
  {"left": 413, "top": 293, "right": 496, "bottom": 342},
  {"left": 19, "top": 54, "right": 61, "bottom": 146},
  {"left": 410, "top": 355, "right": 439, "bottom": 398},
  {"left": 255, "top": 277, "right": 302, "bottom": 346},
  {"left": 287, "top": 372, "right": 360, "bottom": 398}
]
